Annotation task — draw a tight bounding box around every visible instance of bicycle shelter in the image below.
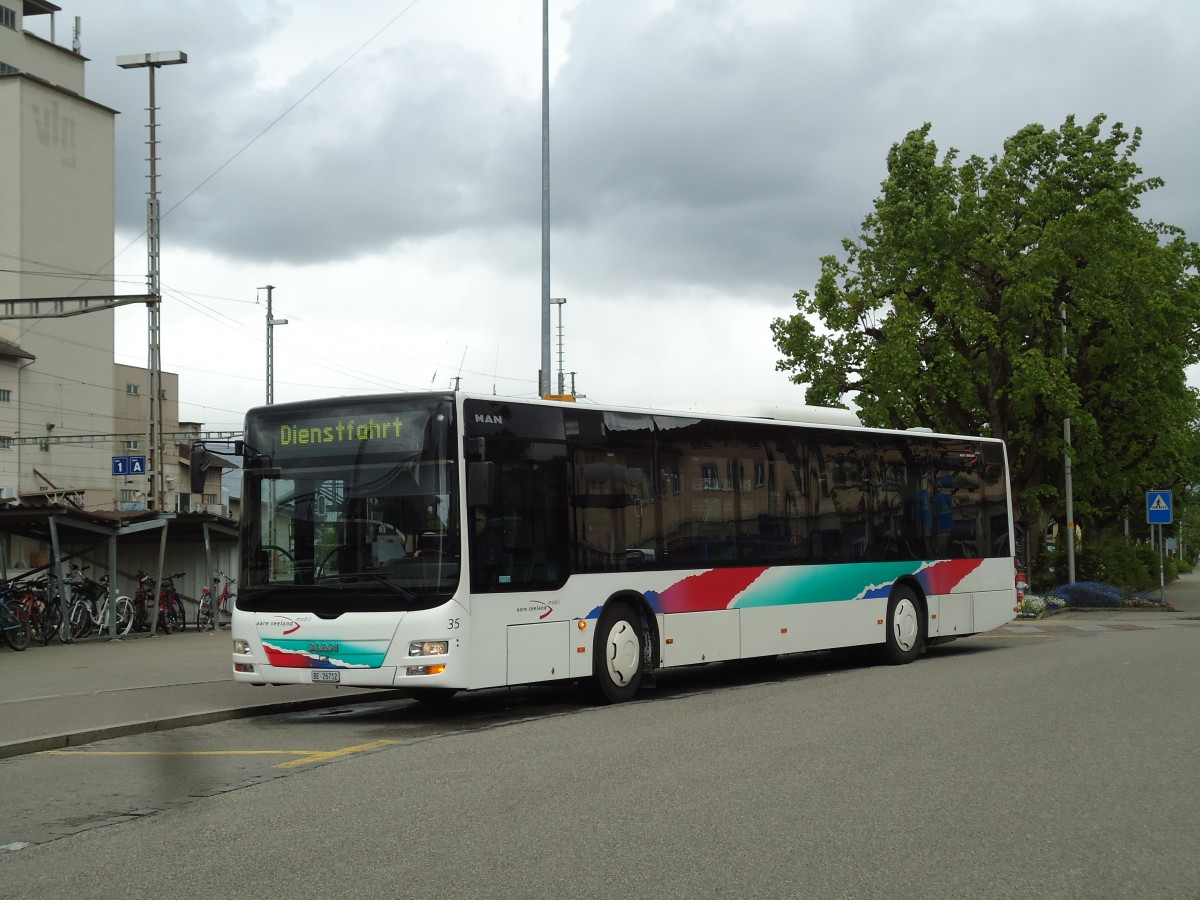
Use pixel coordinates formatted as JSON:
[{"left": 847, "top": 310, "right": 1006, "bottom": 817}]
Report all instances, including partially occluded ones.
[{"left": 0, "top": 506, "right": 237, "bottom": 639}]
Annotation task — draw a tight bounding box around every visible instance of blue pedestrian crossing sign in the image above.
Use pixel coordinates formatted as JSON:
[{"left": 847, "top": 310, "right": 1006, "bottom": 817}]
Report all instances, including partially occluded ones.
[
  {"left": 1146, "top": 490, "right": 1173, "bottom": 525},
  {"left": 111, "top": 455, "right": 148, "bottom": 476}
]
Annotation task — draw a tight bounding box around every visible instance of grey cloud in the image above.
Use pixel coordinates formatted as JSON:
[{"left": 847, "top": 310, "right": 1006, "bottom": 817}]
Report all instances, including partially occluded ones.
[{"left": 82, "top": 0, "right": 1200, "bottom": 305}]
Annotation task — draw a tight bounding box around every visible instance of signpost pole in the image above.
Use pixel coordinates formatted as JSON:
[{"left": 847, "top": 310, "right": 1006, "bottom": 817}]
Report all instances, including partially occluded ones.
[
  {"left": 1162, "top": 524, "right": 1168, "bottom": 604},
  {"left": 1147, "top": 490, "right": 1173, "bottom": 606}
]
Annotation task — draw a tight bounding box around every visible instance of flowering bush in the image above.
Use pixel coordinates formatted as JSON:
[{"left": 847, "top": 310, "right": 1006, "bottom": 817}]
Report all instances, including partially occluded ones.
[
  {"left": 1049, "top": 581, "right": 1172, "bottom": 610},
  {"left": 1016, "top": 593, "right": 1066, "bottom": 618}
]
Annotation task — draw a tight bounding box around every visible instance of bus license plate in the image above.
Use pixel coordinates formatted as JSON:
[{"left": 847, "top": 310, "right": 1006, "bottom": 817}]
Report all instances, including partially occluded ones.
[{"left": 312, "top": 670, "right": 340, "bottom": 683}]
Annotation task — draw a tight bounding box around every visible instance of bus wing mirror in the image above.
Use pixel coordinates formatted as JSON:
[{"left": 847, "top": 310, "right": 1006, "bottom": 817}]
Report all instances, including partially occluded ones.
[
  {"left": 189, "top": 443, "right": 209, "bottom": 494},
  {"left": 467, "top": 461, "right": 495, "bottom": 508}
]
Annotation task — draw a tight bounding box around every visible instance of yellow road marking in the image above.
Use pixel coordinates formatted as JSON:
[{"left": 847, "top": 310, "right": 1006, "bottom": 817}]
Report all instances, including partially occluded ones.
[
  {"left": 42, "top": 750, "right": 310, "bottom": 758},
  {"left": 39, "top": 740, "right": 398, "bottom": 769},
  {"left": 274, "top": 739, "right": 397, "bottom": 769}
]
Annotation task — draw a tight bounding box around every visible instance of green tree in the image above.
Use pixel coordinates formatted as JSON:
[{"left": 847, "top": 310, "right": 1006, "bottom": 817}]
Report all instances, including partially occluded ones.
[{"left": 771, "top": 115, "right": 1200, "bottom": 548}]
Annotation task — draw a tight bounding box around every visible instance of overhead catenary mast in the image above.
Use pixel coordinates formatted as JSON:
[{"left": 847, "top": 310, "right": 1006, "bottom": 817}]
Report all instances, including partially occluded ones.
[
  {"left": 539, "top": 0, "right": 552, "bottom": 398},
  {"left": 117, "top": 50, "right": 188, "bottom": 512}
]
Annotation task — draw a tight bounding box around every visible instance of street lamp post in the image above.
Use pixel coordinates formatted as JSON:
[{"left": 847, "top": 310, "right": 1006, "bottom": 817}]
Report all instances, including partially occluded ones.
[{"left": 117, "top": 50, "right": 187, "bottom": 513}]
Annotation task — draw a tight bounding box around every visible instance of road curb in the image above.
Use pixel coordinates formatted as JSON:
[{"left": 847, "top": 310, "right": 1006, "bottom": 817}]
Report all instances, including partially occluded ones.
[{"left": 0, "top": 689, "right": 410, "bottom": 760}]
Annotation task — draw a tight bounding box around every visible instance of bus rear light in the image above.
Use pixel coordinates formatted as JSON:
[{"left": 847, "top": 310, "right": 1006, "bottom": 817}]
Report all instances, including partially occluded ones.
[{"left": 577, "top": 646, "right": 585, "bottom": 653}]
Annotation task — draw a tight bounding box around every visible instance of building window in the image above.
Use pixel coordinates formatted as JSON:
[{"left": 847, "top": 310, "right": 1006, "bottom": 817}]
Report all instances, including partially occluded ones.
[
  {"left": 0, "top": 389, "right": 10, "bottom": 402},
  {"left": 202, "top": 493, "right": 219, "bottom": 505},
  {"left": 120, "top": 489, "right": 137, "bottom": 502},
  {"left": 126, "top": 384, "right": 140, "bottom": 395},
  {"left": 0, "top": 62, "right": 17, "bottom": 76},
  {"left": 123, "top": 440, "right": 139, "bottom": 451},
  {"left": 0, "top": 7, "right": 16, "bottom": 30},
  {"left": 0, "top": 436, "right": 12, "bottom": 450}
]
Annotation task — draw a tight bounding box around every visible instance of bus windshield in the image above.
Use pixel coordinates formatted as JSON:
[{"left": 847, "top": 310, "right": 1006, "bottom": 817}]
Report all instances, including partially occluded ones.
[{"left": 239, "top": 397, "right": 459, "bottom": 614}]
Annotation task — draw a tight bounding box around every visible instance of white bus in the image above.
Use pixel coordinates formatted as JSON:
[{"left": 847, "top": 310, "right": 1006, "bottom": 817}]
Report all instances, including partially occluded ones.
[{"left": 231, "top": 392, "right": 1016, "bottom": 702}]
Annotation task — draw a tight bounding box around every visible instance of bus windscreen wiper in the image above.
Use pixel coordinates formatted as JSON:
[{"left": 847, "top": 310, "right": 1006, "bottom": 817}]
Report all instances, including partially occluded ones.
[{"left": 319, "top": 572, "right": 417, "bottom": 602}]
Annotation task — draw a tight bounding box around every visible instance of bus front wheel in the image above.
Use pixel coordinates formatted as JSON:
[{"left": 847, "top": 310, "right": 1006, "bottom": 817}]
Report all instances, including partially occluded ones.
[
  {"left": 591, "top": 601, "right": 644, "bottom": 703},
  {"left": 880, "top": 585, "right": 924, "bottom": 665}
]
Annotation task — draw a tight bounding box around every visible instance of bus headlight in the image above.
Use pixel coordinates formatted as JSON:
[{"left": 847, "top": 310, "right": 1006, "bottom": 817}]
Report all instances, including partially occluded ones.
[
  {"left": 408, "top": 640, "right": 449, "bottom": 657},
  {"left": 233, "top": 639, "right": 251, "bottom": 655}
]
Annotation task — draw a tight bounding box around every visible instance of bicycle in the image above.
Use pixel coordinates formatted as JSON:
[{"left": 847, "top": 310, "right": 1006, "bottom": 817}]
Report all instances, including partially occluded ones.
[
  {"left": 197, "top": 570, "right": 236, "bottom": 632},
  {"left": 0, "top": 584, "right": 31, "bottom": 651},
  {"left": 39, "top": 580, "right": 64, "bottom": 644},
  {"left": 132, "top": 570, "right": 186, "bottom": 634},
  {"left": 131, "top": 571, "right": 156, "bottom": 633},
  {"left": 5, "top": 577, "right": 56, "bottom": 646},
  {"left": 65, "top": 566, "right": 134, "bottom": 639},
  {"left": 160, "top": 572, "right": 187, "bottom": 633}
]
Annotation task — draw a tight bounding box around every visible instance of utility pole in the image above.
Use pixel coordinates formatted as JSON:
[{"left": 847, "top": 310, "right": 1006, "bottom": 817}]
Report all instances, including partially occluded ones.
[
  {"left": 262, "top": 285, "right": 287, "bottom": 404},
  {"left": 117, "top": 50, "right": 188, "bottom": 513},
  {"left": 551, "top": 297, "right": 566, "bottom": 396},
  {"left": 1061, "top": 302, "right": 1076, "bottom": 583},
  {"left": 539, "top": 0, "right": 552, "bottom": 398}
]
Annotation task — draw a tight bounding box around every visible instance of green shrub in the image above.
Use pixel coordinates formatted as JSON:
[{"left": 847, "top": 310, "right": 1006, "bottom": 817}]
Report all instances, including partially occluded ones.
[{"left": 1032, "top": 534, "right": 1157, "bottom": 592}]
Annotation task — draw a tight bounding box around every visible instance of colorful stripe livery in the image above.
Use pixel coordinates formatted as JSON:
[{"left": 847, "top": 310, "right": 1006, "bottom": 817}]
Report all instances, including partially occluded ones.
[
  {"left": 643, "top": 559, "right": 984, "bottom": 615},
  {"left": 260, "top": 639, "right": 389, "bottom": 669}
]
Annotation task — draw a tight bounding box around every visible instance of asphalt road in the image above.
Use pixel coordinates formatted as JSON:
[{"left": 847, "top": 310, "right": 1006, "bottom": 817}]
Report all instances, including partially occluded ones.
[{"left": 2, "top": 620, "right": 1198, "bottom": 899}]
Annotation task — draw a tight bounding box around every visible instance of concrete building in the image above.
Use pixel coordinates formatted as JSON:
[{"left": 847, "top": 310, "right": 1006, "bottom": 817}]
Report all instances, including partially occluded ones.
[
  {"left": 0, "top": 2, "right": 237, "bottom": 597},
  {"left": 1, "top": 0, "right": 122, "bottom": 511}
]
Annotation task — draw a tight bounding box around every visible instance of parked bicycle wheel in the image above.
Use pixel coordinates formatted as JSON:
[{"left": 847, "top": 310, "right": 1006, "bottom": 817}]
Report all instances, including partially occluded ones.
[
  {"left": 158, "top": 602, "right": 174, "bottom": 634},
  {"left": 113, "top": 596, "right": 135, "bottom": 636},
  {"left": 196, "top": 595, "right": 214, "bottom": 632},
  {"left": 2, "top": 603, "right": 31, "bottom": 651},
  {"left": 68, "top": 599, "right": 94, "bottom": 640},
  {"left": 169, "top": 595, "right": 187, "bottom": 633},
  {"left": 40, "top": 601, "right": 62, "bottom": 645}
]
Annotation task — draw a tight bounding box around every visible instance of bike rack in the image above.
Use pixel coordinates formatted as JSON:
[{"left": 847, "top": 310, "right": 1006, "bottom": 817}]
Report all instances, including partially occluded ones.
[{"left": 0, "top": 507, "right": 171, "bottom": 641}]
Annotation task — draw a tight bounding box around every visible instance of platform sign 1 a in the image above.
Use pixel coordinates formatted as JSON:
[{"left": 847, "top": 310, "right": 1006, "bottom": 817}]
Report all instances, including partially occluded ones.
[
  {"left": 1146, "top": 490, "right": 1173, "bottom": 525},
  {"left": 111, "top": 455, "right": 148, "bottom": 476}
]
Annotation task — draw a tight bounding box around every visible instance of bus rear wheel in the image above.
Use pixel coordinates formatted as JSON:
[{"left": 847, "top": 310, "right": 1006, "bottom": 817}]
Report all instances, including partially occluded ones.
[
  {"left": 591, "top": 601, "right": 644, "bottom": 703},
  {"left": 880, "top": 584, "right": 924, "bottom": 665}
]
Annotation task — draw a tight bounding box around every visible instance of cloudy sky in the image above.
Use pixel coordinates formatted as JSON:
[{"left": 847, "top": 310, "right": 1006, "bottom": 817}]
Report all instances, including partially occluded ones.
[{"left": 30, "top": 0, "right": 1200, "bottom": 430}]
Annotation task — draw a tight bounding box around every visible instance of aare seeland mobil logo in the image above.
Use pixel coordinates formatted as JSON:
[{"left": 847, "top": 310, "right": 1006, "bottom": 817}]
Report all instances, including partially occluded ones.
[{"left": 256, "top": 615, "right": 302, "bottom": 635}]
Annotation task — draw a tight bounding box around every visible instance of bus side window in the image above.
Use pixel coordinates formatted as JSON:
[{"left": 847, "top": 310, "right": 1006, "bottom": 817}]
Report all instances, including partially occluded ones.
[{"left": 469, "top": 441, "right": 568, "bottom": 592}]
